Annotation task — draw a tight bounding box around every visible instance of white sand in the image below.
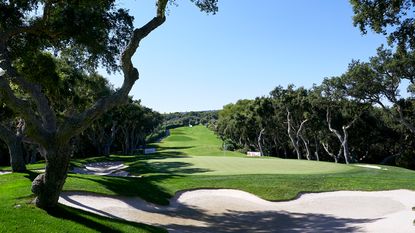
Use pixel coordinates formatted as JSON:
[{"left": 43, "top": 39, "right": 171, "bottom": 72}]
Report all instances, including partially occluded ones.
[
  {"left": 71, "top": 161, "right": 134, "bottom": 177},
  {"left": 0, "top": 171, "right": 11, "bottom": 175},
  {"left": 59, "top": 189, "right": 415, "bottom": 233},
  {"left": 355, "top": 164, "right": 388, "bottom": 170}
]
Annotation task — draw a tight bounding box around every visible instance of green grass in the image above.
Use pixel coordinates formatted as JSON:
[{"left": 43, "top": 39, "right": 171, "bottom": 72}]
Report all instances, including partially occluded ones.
[
  {"left": 0, "top": 172, "right": 165, "bottom": 233},
  {"left": 2, "top": 125, "right": 415, "bottom": 232},
  {"left": 0, "top": 161, "right": 47, "bottom": 171},
  {"left": 66, "top": 125, "right": 415, "bottom": 204}
]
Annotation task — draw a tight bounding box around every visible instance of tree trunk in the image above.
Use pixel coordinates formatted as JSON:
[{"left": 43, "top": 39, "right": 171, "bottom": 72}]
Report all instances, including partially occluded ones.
[
  {"left": 342, "top": 125, "right": 351, "bottom": 164},
  {"left": 322, "top": 141, "right": 338, "bottom": 163},
  {"left": 9, "top": 136, "right": 26, "bottom": 172},
  {"left": 297, "top": 119, "right": 310, "bottom": 160},
  {"left": 287, "top": 109, "right": 301, "bottom": 159},
  {"left": 0, "top": 123, "right": 26, "bottom": 172},
  {"left": 31, "top": 143, "right": 71, "bottom": 209},
  {"left": 326, "top": 109, "right": 351, "bottom": 164},
  {"left": 300, "top": 134, "right": 311, "bottom": 160},
  {"left": 258, "top": 128, "right": 265, "bottom": 156},
  {"left": 314, "top": 137, "right": 320, "bottom": 161}
]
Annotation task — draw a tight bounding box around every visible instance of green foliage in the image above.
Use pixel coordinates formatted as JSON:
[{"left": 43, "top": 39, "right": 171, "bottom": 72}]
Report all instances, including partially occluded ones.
[
  {"left": 162, "top": 110, "right": 218, "bottom": 129},
  {"left": 3, "top": 0, "right": 134, "bottom": 73},
  {"left": 217, "top": 82, "right": 408, "bottom": 166},
  {"left": 351, "top": 0, "right": 415, "bottom": 51}
]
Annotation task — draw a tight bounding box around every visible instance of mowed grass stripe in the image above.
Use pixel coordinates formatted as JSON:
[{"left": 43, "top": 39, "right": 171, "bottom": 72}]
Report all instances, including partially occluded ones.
[
  {"left": 149, "top": 125, "right": 354, "bottom": 175},
  {"left": 142, "top": 156, "right": 354, "bottom": 175}
]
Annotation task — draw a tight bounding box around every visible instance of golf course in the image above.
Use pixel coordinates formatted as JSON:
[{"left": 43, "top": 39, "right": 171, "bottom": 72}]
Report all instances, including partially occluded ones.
[{"left": 2, "top": 125, "right": 415, "bottom": 232}]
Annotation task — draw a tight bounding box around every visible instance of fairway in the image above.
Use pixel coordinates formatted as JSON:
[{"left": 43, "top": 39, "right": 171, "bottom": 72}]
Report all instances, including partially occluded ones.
[{"left": 149, "top": 126, "right": 354, "bottom": 175}]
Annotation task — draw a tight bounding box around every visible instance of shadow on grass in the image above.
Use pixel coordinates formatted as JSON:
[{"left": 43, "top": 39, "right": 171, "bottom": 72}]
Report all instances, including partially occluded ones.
[
  {"left": 135, "top": 151, "right": 190, "bottom": 160},
  {"left": 68, "top": 174, "right": 174, "bottom": 205},
  {"left": 152, "top": 145, "right": 194, "bottom": 151},
  {"left": 127, "top": 159, "right": 211, "bottom": 176},
  {"left": 47, "top": 204, "right": 165, "bottom": 233},
  {"left": 71, "top": 150, "right": 192, "bottom": 168},
  {"left": 23, "top": 170, "right": 40, "bottom": 181}
]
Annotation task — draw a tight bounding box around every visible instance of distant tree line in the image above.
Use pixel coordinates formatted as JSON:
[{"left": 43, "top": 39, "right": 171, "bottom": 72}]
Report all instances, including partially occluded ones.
[
  {"left": 162, "top": 110, "right": 218, "bottom": 129},
  {"left": 215, "top": 48, "right": 415, "bottom": 169}
]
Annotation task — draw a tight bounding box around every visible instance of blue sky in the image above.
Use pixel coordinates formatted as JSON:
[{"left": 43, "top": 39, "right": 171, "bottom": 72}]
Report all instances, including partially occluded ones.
[{"left": 107, "top": 0, "right": 387, "bottom": 113}]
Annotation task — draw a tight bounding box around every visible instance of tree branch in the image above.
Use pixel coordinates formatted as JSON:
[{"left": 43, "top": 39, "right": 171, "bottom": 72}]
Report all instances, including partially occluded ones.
[
  {"left": 60, "top": 3, "right": 167, "bottom": 140},
  {"left": 0, "top": 78, "right": 49, "bottom": 145},
  {"left": 0, "top": 44, "right": 57, "bottom": 133}
]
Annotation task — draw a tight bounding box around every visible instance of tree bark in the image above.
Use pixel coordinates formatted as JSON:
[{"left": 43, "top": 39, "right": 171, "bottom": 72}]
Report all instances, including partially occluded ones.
[
  {"left": 103, "top": 121, "right": 117, "bottom": 157},
  {"left": 258, "top": 128, "right": 265, "bottom": 156},
  {"left": 8, "top": 136, "right": 26, "bottom": 172},
  {"left": 326, "top": 109, "right": 356, "bottom": 164},
  {"left": 326, "top": 109, "right": 347, "bottom": 163},
  {"left": 322, "top": 141, "right": 339, "bottom": 163},
  {"left": 287, "top": 109, "right": 301, "bottom": 159},
  {"left": 0, "top": 123, "right": 26, "bottom": 172},
  {"left": 31, "top": 143, "right": 71, "bottom": 209},
  {"left": 297, "top": 119, "right": 310, "bottom": 160},
  {"left": 314, "top": 137, "right": 320, "bottom": 161}
]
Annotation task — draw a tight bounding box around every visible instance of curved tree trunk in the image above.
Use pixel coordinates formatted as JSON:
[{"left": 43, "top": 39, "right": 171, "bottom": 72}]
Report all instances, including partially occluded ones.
[
  {"left": 287, "top": 109, "right": 301, "bottom": 159},
  {"left": 314, "top": 137, "right": 320, "bottom": 161},
  {"left": 297, "top": 119, "right": 310, "bottom": 160},
  {"left": 31, "top": 143, "right": 71, "bottom": 209},
  {"left": 326, "top": 109, "right": 347, "bottom": 163},
  {"left": 300, "top": 134, "right": 311, "bottom": 160},
  {"left": 326, "top": 109, "right": 356, "bottom": 164},
  {"left": 322, "top": 141, "right": 339, "bottom": 163},
  {"left": 258, "top": 128, "right": 265, "bottom": 156}
]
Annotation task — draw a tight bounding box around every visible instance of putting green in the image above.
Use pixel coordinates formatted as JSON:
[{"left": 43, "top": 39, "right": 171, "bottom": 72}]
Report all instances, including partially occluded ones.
[
  {"left": 147, "top": 125, "right": 354, "bottom": 175},
  {"left": 143, "top": 156, "right": 354, "bottom": 175}
]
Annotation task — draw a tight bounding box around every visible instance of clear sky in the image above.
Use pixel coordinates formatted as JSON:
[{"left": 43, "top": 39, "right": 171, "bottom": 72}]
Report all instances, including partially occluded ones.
[{"left": 107, "top": 0, "right": 387, "bottom": 113}]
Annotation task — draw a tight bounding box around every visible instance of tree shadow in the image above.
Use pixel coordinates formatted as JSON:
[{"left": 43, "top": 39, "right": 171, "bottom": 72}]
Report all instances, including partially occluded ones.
[
  {"left": 127, "top": 160, "right": 211, "bottom": 176},
  {"left": 67, "top": 174, "right": 174, "bottom": 205},
  {"left": 59, "top": 190, "right": 381, "bottom": 233},
  {"left": 135, "top": 151, "right": 190, "bottom": 160},
  {"left": 151, "top": 144, "right": 194, "bottom": 151},
  {"left": 23, "top": 170, "right": 40, "bottom": 181},
  {"left": 46, "top": 204, "right": 165, "bottom": 233},
  {"left": 158, "top": 201, "right": 379, "bottom": 233}
]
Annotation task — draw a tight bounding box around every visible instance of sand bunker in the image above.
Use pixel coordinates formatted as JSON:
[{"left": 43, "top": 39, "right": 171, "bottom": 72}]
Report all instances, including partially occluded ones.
[
  {"left": 59, "top": 189, "right": 415, "bottom": 233},
  {"left": 0, "top": 171, "right": 11, "bottom": 175},
  {"left": 71, "top": 161, "right": 134, "bottom": 177}
]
